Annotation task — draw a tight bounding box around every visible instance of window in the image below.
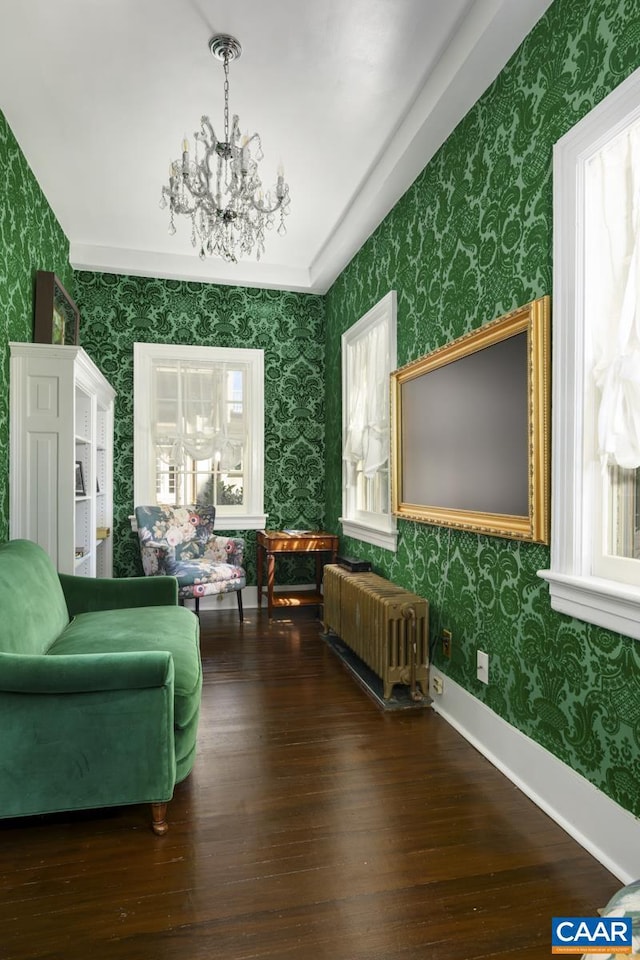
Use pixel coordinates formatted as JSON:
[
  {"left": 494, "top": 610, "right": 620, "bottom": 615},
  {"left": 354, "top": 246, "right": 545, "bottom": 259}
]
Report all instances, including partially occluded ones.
[
  {"left": 134, "top": 343, "right": 266, "bottom": 529},
  {"left": 538, "top": 66, "right": 640, "bottom": 639},
  {"left": 341, "top": 291, "right": 397, "bottom": 551},
  {"left": 586, "top": 116, "right": 640, "bottom": 588}
]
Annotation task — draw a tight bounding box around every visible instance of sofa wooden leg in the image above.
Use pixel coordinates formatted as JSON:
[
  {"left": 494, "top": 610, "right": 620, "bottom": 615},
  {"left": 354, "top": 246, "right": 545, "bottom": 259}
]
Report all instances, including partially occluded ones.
[
  {"left": 151, "top": 802, "right": 168, "bottom": 835},
  {"left": 237, "top": 590, "right": 244, "bottom": 622}
]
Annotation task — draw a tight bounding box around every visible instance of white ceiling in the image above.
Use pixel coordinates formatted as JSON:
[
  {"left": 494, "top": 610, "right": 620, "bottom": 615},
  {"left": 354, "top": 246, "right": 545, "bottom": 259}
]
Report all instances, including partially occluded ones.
[{"left": 0, "top": 0, "right": 554, "bottom": 294}]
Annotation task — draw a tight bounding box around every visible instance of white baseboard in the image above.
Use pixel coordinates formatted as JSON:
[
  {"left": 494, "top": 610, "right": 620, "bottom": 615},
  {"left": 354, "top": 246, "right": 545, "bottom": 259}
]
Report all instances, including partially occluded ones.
[
  {"left": 196, "top": 584, "right": 318, "bottom": 613},
  {"left": 429, "top": 668, "right": 640, "bottom": 884}
]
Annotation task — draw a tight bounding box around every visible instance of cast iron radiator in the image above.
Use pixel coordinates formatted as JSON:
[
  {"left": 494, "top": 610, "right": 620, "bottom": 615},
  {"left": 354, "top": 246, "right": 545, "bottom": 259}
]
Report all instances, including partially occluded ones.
[{"left": 322, "top": 564, "right": 429, "bottom": 700}]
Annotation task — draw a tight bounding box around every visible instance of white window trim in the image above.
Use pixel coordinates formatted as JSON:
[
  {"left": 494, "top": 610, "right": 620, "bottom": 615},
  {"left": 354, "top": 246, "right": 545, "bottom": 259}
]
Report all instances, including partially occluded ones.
[
  {"left": 340, "top": 517, "right": 397, "bottom": 552},
  {"left": 133, "top": 342, "right": 267, "bottom": 530},
  {"left": 340, "top": 291, "right": 398, "bottom": 552},
  {"left": 538, "top": 66, "right": 640, "bottom": 640}
]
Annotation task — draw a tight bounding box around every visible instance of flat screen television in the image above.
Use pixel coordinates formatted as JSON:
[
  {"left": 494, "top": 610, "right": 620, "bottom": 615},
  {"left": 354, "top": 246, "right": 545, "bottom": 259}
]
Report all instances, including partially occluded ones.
[{"left": 391, "top": 296, "right": 550, "bottom": 543}]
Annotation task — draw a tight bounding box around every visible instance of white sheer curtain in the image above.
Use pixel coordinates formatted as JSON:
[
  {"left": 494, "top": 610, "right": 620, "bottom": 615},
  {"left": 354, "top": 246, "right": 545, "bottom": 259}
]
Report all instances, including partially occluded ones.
[
  {"left": 154, "top": 361, "right": 244, "bottom": 472},
  {"left": 591, "top": 118, "right": 640, "bottom": 469},
  {"left": 343, "top": 320, "right": 389, "bottom": 481}
]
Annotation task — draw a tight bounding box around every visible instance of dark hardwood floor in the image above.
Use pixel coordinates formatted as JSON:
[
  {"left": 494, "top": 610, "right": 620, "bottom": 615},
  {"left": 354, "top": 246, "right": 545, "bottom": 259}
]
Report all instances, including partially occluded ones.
[{"left": 1, "top": 608, "right": 621, "bottom": 959}]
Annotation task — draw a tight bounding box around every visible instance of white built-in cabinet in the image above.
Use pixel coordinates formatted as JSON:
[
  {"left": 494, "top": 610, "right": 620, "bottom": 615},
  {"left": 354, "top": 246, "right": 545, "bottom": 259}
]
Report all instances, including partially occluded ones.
[{"left": 9, "top": 343, "right": 116, "bottom": 577}]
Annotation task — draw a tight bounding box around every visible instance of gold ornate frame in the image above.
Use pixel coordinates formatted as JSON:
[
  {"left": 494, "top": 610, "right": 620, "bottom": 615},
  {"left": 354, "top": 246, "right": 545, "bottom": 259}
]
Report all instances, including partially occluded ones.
[{"left": 391, "top": 296, "right": 550, "bottom": 543}]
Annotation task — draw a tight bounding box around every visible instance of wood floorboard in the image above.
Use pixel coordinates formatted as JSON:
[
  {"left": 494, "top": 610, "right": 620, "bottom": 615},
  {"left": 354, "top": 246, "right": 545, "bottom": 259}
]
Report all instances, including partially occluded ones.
[{"left": 0, "top": 608, "right": 621, "bottom": 959}]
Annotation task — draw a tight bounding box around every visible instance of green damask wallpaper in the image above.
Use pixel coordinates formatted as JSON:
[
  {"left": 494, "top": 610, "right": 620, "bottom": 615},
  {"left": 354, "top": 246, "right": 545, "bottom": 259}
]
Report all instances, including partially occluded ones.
[
  {"left": 324, "top": 0, "right": 640, "bottom": 815},
  {"left": 0, "top": 110, "right": 73, "bottom": 542},
  {"left": 74, "top": 273, "right": 325, "bottom": 583}
]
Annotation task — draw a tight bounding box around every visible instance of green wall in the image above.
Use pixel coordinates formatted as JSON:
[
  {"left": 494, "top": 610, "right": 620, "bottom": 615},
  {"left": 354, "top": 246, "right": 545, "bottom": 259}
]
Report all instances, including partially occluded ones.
[
  {"left": 74, "top": 273, "right": 325, "bottom": 582},
  {"left": 0, "top": 110, "right": 73, "bottom": 541},
  {"left": 324, "top": 0, "right": 640, "bottom": 816}
]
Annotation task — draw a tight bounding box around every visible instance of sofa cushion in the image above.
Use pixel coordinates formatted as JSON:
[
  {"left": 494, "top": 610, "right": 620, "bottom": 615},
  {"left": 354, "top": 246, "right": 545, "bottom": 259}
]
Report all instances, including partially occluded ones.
[
  {"left": 0, "top": 539, "right": 70, "bottom": 656},
  {"left": 49, "top": 605, "right": 201, "bottom": 728}
]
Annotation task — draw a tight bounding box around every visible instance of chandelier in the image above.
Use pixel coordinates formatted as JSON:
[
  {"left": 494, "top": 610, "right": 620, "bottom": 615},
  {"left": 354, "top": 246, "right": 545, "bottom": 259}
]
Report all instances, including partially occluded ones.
[{"left": 160, "top": 34, "right": 291, "bottom": 263}]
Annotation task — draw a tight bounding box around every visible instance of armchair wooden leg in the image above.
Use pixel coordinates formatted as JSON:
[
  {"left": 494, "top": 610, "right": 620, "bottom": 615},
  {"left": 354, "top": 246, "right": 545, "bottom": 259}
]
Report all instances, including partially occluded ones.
[
  {"left": 151, "top": 802, "right": 168, "bottom": 835},
  {"left": 195, "top": 596, "right": 200, "bottom": 616},
  {"left": 237, "top": 590, "right": 244, "bottom": 623}
]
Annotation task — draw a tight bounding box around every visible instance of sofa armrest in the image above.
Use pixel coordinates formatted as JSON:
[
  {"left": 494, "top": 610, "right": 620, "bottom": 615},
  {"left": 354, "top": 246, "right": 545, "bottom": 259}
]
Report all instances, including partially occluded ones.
[
  {"left": 0, "top": 652, "right": 177, "bottom": 821},
  {"left": 59, "top": 572, "right": 178, "bottom": 616},
  {"left": 0, "top": 651, "right": 174, "bottom": 694}
]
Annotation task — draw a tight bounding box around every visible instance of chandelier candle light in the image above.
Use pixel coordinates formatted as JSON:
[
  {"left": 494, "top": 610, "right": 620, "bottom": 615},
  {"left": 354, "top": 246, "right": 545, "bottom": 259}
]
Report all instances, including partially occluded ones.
[{"left": 161, "top": 34, "right": 291, "bottom": 263}]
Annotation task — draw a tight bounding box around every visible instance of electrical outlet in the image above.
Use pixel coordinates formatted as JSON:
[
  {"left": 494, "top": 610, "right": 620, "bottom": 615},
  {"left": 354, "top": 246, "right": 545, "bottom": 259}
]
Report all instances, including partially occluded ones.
[
  {"left": 441, "top": 629, "right": 452, "bottom": 659},
  {"left": 477, "top": 650, "right": 489, "bottom": 684},
  {"left": 432, "top": 675, "right": 444, "bottom": 695}
]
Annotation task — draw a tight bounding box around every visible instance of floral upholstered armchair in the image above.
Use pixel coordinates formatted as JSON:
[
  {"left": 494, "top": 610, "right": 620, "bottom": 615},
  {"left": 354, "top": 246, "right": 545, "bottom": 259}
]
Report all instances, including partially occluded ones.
[{"left": 134, "top": 505, "right": 245, "bottom": 620}]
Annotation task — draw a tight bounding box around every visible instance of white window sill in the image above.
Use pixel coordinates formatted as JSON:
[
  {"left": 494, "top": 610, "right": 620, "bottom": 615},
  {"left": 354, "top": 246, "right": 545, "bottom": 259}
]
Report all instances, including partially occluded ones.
[
  {"left": 538, "top": 568, "right": 640, "bottom": 640},
  {"left": 130, "top": 513, "right": 267, "bottom": 533},
  {"left": 340, "top": 518, "right": 397, "bottom": 552}
]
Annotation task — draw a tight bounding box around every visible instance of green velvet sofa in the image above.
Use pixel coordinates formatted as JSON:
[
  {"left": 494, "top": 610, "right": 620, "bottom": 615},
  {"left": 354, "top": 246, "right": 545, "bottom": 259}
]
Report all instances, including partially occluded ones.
[{"left": 0, "top": 538, "right": 202, "bottom": 834}]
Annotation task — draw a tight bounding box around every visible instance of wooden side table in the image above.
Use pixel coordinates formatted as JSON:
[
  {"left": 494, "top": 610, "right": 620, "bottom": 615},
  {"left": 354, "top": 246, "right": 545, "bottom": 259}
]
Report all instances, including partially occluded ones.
[{"left": 256, "top": 530, "right": 339, "bottom": 618}]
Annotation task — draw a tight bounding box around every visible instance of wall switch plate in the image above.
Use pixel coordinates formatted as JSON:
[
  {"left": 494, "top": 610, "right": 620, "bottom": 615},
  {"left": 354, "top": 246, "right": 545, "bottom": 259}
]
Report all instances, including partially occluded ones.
[
  {"left": 477, "top": 650, "right": 489, "bottom": 684},
  {"left": 441, "top": 629, "right": 452, "bottom": 658}
]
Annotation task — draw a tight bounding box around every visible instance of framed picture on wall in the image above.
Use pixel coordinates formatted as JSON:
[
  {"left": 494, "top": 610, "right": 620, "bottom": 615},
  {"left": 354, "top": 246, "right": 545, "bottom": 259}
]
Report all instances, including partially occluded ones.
[{"left": 34, "top": 271, "right": 80, "bottom": 346}]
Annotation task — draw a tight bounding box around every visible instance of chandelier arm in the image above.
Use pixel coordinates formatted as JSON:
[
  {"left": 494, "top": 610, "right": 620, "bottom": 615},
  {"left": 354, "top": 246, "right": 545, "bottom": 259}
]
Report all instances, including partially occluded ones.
[
  {"left": 194, "top": 124, "right": 220, "bottom": 195},
  {"left": 177, "top": 171, "right": 215, "bottom": 205},
  {"left": 197, "top": 152, "right": 217, "bottom": 198},
  {"left": 250, "top": 195, "right": 285, "bottom": 215},
  {"left": 198, "top": 116, "right": 217, "bottom": 144},
  {"left": 243, "top": 132, "right": 261, "bottom": 151},
  {"left": 164, "top": 189, "right": 204, "bottom": 218}
]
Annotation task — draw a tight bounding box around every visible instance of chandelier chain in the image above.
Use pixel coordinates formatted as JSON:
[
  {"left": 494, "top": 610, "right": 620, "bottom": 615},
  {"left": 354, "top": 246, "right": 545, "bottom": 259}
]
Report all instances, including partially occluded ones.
[{"left": 223, "top": 53, "right": 230, "bottom": 146}]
